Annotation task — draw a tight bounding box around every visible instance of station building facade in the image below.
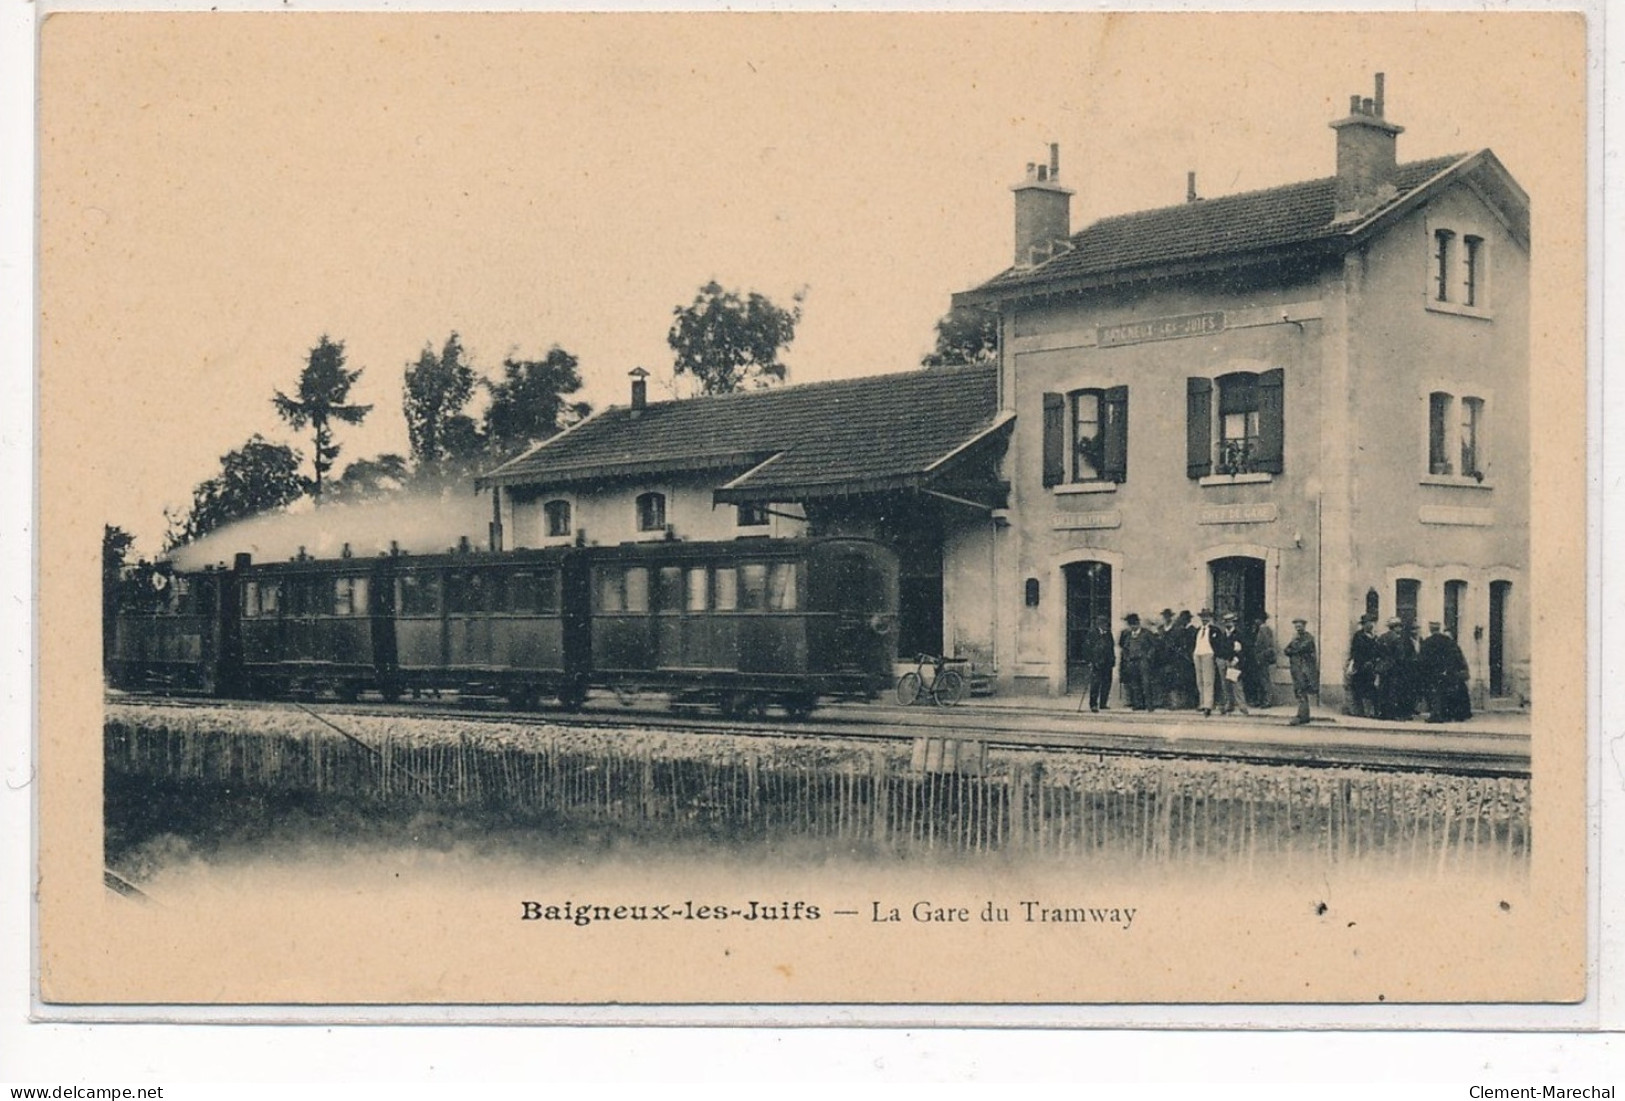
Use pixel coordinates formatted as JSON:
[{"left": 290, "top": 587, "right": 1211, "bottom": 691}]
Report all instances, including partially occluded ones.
[
  {"left": 953, "top": 75, "right": 1530, "bottom": 704},
  {"left": 481, "top": 74, "right": 1530, "bottom": 708}
]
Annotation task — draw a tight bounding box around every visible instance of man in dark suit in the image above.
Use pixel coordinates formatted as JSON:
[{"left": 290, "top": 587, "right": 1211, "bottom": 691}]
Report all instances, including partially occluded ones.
[
  {"left": 1118, "top": 613, "right": 1157, "bottom": 711},
  {"left": 1419, "top": 621, "right": 1473, "bottom": 723},
  {"left": 1376, "top": 616, "right": 1418, "bottom": 720},
  {"left": 1083, "top": 614, "right": 1116, "bottom": 713},
  {"left": 1213, "top": 611, "right": 1248, "bottom": 715},
  {"left": 1347, "top": 614, "right": 1382, "bottom": 718}
]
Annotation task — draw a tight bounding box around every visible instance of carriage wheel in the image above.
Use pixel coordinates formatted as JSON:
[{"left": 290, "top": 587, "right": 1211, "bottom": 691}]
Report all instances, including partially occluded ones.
[
  {"left": 896, "top": 671, "right": 924, "bottom": 706},
  {"left": 505, "top": 686, "right": 535, "bottom": 711},
  {"left": 557, "top": 681, "right": 588, "bottom": 711},
  {"left": 337, "top": 680, "right": 361, "bottom": 704},
  {"left": 613, "top": 683, "right": 640, "bottom": 707},
  {"left": 781, "top": 693, "right": 818, "bottom": 721},
  {"left": 932, "top": 669, "right": 967, "bottom": 707}
]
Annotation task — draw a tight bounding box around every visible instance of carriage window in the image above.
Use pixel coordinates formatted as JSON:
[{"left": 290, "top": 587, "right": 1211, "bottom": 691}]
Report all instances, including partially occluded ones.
[
  {"left": 768, "top": 562, "right": 799, "bottom": 611},
  {"left": 624, "top": 567, "right": 649, "bottom": 612},
  {"left": 597, "top": 568, "right": 625, "bottom": 613},
  {"left": 447, "top": 571, "right": 490, "bottom": 614},
  {"left": 686, "top": 567, "right": 709, "bottom": 612},
  {"left": 713, "top": 567, "right": 738, "bottom": 611},
  {"left": 333, "top": 576, "right": 369, "bottom": 616},
  {"left": 397, "top": 573, "right": 440, "bottom": 616},
  {"left": 242, "top": 581, "right": 261, "bottom": 617},
  {"left": 654, "top": 566, "right": 683, "bottom": 613},
  {"left": 484, "top": 572, "right": 508, "bottom": 613},
  {"left": 740, "top": 563, "right": 769, "bottom": 611},
  {"left": 534, "top": 570, "right": 559, "bottom": 615}
]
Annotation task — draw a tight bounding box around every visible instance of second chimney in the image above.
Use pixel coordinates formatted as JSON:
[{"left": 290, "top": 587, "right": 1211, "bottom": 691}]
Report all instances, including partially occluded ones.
[
  {"left": 1011, "top": 142, "right": 1073, "bottom": 268},
  {"left": 1330, "top": 72, "right": 1404, "bottom": 217},
  {"left": 628, "top": 366, "right": 649, "bottom": 415}
]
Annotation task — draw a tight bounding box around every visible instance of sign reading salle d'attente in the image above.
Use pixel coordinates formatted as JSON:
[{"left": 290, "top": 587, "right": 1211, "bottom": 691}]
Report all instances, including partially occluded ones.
[{"left": 1097, "top": 310, "right": 1225, "bottom": 348}]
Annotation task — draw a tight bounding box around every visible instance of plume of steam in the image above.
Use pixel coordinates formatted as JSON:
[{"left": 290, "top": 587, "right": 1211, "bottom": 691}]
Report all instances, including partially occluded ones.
[{"left": 165, "top": 480, "right": 492, "bottom": 570}]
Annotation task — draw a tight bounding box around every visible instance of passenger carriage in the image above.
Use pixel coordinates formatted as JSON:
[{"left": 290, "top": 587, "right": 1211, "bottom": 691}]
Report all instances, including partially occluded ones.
[
  {"left": 387, "top": 546, "right": 589, "bottom": 708},
  {"left": 108, "top": 565, "right": 234, "bottom": 694},
  {"left": 586, "top": 536, "right": 898, "bottom": 717},
  {"left": 237, "top": 552, "right": 388, "bottom": 700}
]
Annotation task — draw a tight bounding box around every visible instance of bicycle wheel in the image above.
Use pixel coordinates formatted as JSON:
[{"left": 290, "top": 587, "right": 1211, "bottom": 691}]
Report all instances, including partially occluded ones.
[
  {"left": 896, "top": 671, "right": 924, "bottom": 706},
  {"left": 932, "top": 669, "right": 967, "bottom": 706}
]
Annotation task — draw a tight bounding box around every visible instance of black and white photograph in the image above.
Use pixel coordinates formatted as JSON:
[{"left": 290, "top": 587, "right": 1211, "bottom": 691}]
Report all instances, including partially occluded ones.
[{"left": 34, "top": 10, "right": 1588, "bottom": 1008}]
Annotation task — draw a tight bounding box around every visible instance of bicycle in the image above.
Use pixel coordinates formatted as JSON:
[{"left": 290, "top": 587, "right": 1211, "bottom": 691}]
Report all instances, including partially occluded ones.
[{"left": 895, "top": 653, "right": 967, "bottom": 707}]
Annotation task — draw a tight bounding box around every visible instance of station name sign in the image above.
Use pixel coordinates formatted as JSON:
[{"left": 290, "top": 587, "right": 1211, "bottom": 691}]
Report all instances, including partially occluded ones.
[{"left": 1098, "top": 311, "right": 1225, "bottom": 348}]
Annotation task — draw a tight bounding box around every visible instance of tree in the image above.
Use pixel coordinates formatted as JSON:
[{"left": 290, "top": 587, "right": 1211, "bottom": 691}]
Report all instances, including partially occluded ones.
[
  {"left": 667, "top": 281, "right": 805, "bottom": 395},
  {"left": 921, "top": 305, "right": 999, "bottom": 368},
  {"left": 403, "top": 332, "right": 483, "bottom": 469},
  {"left": 330, "top": 453, "right": 410, "bottom": 501},
  {"left": 272, "top": 335, "right": 372, "bottom": 498},
  {"left": 483, "top": 346, "right": 592, "bottom": 454},
  {"left": 165, "top": 435, "right": 307, "bottom": 548},
  {"left": 102, "top": 524, "right": 137, "bottom": 662}
]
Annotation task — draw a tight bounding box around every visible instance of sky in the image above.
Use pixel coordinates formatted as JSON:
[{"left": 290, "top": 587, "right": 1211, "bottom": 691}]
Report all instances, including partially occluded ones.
[{"left": 37, "top": 11, "right": 1586, "bottom": 555}]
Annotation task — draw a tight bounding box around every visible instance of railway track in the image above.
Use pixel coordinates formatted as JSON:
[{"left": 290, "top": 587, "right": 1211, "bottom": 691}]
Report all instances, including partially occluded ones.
[{"left": 107, "top": 690, "right": 1531, "bottom": 778}]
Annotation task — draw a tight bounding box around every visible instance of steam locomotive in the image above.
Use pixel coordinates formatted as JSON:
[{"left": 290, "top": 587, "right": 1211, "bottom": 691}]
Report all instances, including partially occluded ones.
[{"left": 108, "top": 536, "right": 900, "bottom": 718}]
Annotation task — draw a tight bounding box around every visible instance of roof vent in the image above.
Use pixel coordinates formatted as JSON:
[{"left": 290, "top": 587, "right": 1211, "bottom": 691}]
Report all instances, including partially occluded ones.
[
  {"left": 1330, "top": 72, "right": 1404, "bottom": 218},
  {"left": 1011, "top": 142, "right": 1074, "bottom": 269},
  {"left": 629, "top": 366, "right": 649, "bottom": 415}
]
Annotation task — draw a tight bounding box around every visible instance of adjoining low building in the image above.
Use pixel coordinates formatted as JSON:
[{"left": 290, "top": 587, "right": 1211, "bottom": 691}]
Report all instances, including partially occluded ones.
[
  {"left": 477, "top": 364, "right": 1012, "bottom": 665},
  {"left": 953, "top": 74, "right": 1529, "bottom": 705}
]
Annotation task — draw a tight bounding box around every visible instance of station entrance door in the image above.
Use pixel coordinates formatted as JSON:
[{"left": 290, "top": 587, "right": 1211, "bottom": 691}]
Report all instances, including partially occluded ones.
[{"left": 1064, "top": 560, "right": 1112, "bottom": 693}]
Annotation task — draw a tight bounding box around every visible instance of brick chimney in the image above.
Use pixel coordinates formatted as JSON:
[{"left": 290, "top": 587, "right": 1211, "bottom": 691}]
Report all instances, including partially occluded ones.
[
  {"left": 628, "top": 366, "right": 649, "bottom": 417},
  {"left": 1329, "top": 72, "right": 1404, "bottom": 218},
  {"left": 1011, "top": 143, "right": 1073, "bottom": 268}
]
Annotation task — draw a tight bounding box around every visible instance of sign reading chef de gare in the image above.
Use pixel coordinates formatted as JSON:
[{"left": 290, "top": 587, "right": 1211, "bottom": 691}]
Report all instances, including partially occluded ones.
[{"left": 1097, "top": 311, "right": 1225, "bottom": 348}]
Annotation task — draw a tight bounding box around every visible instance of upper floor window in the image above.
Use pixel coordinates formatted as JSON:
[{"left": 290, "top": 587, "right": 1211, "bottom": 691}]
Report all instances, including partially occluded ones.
[
  {"left": 1395, "top": 578, "right": 1421, "bottom": 627},
  {"left": 1463, "top": 235, "right": 1484, "bottom": 307},
  {"left": 543, "top": 499, "right": 572, "bottom": 538},
  {"left": 1428, "top": 222, "right": 1490, "bottom": 315},
  {"left": 1041, "top": 386, "right": 1127, "bottom": 487},
  {"left": 1433, "top": 229, "right": 1455, "bottom": 302},
  {"left": 1186, "top": 369, "right": 1284, "bottom": 480},
  {"left": 736, "top": 503, "right": 770, "bottom": 528},
  {"left": 1426, "top": 391, "right": 1487, "bottom": 481},
  {"left": 635, "top": 491, "right": 667, "bottom": 532}
]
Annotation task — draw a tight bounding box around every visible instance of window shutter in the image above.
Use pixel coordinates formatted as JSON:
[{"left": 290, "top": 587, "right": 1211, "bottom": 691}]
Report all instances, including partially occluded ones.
[
  {"left": 1101, "top": 385, "right": 1129, "bottom": 483},
  {"left": 1041, "top": 392, "right": 1065, "bottom": 487},
  {"left": 1257, "top": 367, "right": 1285, "bottom": 474},
  {"left": 1185, "top": 377, "right": 1212, "bottom": 479}
]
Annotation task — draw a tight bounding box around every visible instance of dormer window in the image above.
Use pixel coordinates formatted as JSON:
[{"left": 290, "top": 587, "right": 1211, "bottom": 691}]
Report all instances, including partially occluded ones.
[{"left": 736, "top": 503, "right": 770, "bottom": 528}]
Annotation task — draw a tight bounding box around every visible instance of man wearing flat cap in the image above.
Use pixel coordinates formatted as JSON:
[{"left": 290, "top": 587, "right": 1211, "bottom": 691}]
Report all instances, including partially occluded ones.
[
  {"left": 1347, "top": 613, "right": 1382, "bottom": 718},
  {"left": 1283, "top": 617, "right": 1318, "bottom": 725}
]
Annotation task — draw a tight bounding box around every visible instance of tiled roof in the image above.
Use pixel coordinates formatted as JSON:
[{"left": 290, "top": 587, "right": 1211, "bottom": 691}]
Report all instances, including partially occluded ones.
[
  {"left": 478, "top": 364, "right": 1003, "bottom": 501},
  {"left": 959, "top": 153, "right": 1473, "bottom": 302}
]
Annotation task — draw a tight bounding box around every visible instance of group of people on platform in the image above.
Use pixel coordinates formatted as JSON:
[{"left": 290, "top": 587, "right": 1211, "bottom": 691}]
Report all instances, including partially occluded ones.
[
  {"left": 1345, "top": 615, "right": 1474, "bottom": 723},
  {"left": 1079, "top": 607, "right": 1474, "bottom": 726},
  {"left": 1081, "top": 608, "right": 1321, "bottom": 725}
]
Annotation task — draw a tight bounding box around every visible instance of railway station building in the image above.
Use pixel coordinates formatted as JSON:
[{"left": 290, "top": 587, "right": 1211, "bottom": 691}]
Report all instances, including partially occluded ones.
[
  {"left": 953, "top": 73, "right": 1530, "bottom": 706},
  {"left": 481, "top": 73, "right": 1530, "bottom": 709}
]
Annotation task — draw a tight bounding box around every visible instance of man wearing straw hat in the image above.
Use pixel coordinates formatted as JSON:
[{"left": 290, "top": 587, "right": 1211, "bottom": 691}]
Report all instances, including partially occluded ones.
[{"left": 1213, "top": 611, "right": 1248, "bottom": 716}]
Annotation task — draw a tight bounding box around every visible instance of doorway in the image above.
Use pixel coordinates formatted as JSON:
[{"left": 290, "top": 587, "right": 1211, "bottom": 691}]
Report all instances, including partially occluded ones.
[
  {"left": 1209, "top": 556, "right": 1266, "bottom": 625},
  {"left": 1063, "top": 560, "right": 1112, "bottom": 692},
  {"left": 1489, "top": 580, "right": 1510, "bottom": 697}
]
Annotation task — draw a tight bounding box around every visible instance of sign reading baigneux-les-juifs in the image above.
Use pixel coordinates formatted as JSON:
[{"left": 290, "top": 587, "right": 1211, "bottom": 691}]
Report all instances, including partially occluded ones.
[{"left": 1097, "top": 310, "right": 1226, "bottom": 348}]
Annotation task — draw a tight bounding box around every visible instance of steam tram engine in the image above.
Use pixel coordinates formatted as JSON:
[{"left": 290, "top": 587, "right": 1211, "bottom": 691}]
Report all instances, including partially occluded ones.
[{"left": 109, "top": 537, "right": 899, "bottom": 719}]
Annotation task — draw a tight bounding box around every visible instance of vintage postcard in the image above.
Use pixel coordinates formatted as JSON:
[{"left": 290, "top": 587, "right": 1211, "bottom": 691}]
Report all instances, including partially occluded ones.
[{"left": 35, "top": 10, "right": 1590, "bottom": 1010}]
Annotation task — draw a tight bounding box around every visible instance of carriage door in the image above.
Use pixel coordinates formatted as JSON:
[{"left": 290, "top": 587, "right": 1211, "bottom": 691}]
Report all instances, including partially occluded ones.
[
  {"left": 1210, "top": 556, "right": 1266, "bottom": 624},
  {"left": 1489, "top": 580, "right": 1510, "bottom": 697},
  {"left": 1063, "top": 561, "right": 1112, "bottom": 693}
]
